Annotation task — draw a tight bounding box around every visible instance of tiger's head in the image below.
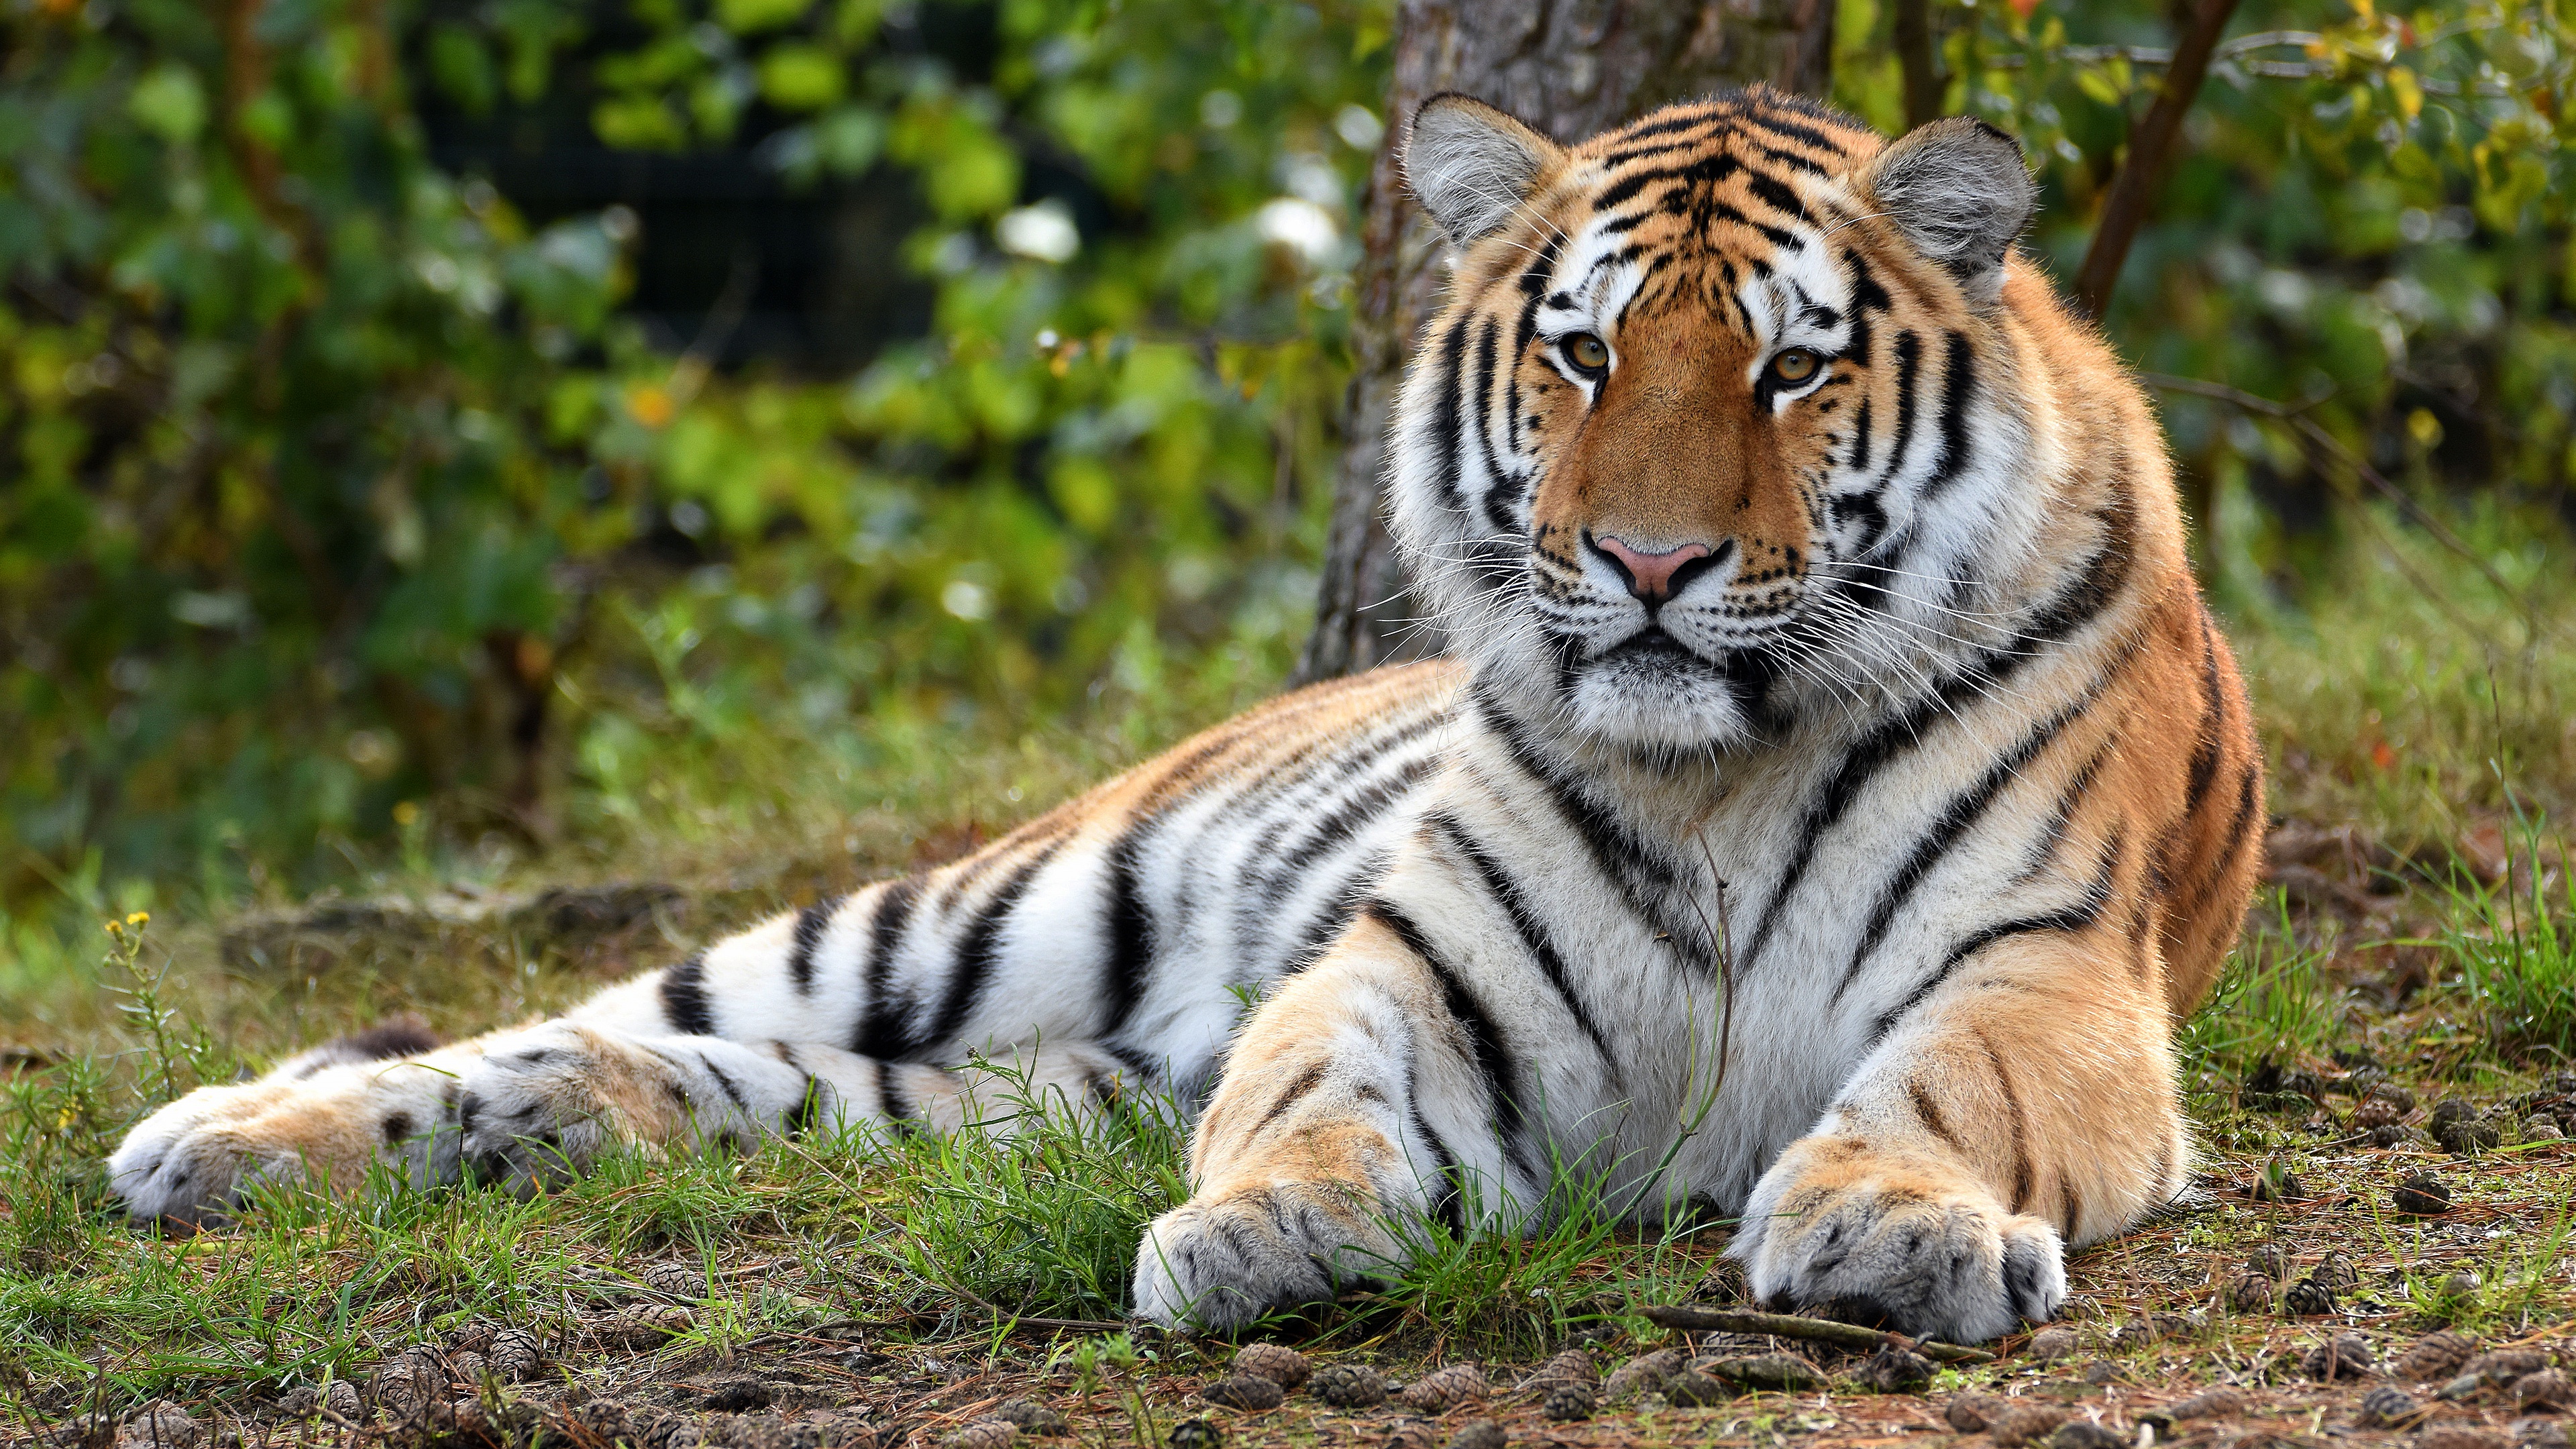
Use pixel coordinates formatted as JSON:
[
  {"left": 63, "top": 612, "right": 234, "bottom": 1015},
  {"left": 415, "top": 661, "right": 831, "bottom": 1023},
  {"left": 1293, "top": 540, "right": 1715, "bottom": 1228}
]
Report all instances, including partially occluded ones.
[{"left": 1388, "top": 88, "right": 2051, "bottom": 755}]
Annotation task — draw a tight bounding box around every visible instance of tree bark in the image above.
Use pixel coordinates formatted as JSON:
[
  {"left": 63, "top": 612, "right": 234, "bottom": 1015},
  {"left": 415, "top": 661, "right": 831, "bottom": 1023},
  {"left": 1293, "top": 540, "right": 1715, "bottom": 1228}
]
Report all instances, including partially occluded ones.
[
  {"left": 1894, "top": 0, "right": 1943, "bottom": 129},
  {"left": 1297, "top": 0, "right": 1838, "bottom": 685},
  {"left": 2070, "top": 0, "right": 2242, "bottom": 318}
]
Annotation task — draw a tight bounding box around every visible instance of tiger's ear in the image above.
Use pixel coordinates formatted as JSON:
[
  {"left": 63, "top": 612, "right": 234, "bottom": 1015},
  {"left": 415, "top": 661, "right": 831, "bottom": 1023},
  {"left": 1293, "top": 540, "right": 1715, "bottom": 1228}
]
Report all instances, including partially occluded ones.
[
  {"left": 1405, "top": 94, "right": 1563, "bottom": 247},
  {"left": 1860, "top": 117, "right": 2035, "bottom": 306}
]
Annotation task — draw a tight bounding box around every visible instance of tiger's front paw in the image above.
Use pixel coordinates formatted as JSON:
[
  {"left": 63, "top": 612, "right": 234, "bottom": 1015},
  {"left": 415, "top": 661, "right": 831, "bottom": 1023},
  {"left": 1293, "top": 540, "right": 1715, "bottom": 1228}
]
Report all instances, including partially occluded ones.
[
  {"left": 1131, "top": 1178, "right": 1401, "bottom": 1331},
  {"left": 108, "top": 1065, "right": 458, "bottom": 1226},
  {"left": 1731, "top": 1136, "right": 2064, "bottom": 1344}
]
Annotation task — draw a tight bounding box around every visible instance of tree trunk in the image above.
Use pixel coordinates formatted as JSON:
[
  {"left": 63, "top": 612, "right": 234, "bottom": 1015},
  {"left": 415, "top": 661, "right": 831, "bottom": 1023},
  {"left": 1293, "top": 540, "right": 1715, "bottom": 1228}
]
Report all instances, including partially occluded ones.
[{"left": 1295, "top": 0, "right": 1837, "bottom": 685}]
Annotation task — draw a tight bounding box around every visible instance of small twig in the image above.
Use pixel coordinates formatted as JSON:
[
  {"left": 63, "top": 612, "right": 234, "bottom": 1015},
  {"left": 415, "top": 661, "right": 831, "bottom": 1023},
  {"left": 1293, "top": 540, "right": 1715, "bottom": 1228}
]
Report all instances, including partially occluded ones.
[
  {"left": 2142, "top": 371, "right": 2563, "bottom": 646},
  {"left": 941, "top": 1281, "right": 1128, "bottom": 1336},
  {"left": 1639, "top": 1304, "right": 1999, "bottom": 1364},
  {"left": 2074, "top": 0, "right": 2245, "bottom": 317}
]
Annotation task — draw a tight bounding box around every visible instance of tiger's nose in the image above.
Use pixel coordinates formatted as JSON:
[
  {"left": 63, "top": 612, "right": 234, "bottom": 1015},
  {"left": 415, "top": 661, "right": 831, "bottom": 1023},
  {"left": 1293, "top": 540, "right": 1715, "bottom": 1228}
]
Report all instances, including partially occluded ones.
[{"left": 1590, "top": 533, "right": 1717, "bottom": 604}]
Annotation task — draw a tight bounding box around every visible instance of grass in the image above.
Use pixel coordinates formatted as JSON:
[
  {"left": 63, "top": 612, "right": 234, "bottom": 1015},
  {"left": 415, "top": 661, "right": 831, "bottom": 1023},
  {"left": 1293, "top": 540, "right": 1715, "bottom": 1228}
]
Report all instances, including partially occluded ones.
[{"left": 3, "top": 508, "right": 2575, "bottom": 1441}]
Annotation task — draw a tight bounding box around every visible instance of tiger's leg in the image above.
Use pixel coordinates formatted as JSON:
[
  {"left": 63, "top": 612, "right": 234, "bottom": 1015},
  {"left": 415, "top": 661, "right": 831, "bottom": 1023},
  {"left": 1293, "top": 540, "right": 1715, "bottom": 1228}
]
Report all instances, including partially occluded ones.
[
  {"left": 1131, "top": 908, "right": 1517, "bottom": 1330},
  {"left": 109, "top": 1026, "right": 1130, "bottom": 1223},
  {"left": 1728, "top": 934, "right": 2189, "bottom": 1343}
]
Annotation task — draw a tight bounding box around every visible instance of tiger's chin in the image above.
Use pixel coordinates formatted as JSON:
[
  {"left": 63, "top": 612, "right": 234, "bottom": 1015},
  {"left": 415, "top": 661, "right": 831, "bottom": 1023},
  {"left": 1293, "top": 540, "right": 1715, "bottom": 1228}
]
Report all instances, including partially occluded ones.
[{"left": 1562, "top": 659, "right": 1764, "bottom": 756}]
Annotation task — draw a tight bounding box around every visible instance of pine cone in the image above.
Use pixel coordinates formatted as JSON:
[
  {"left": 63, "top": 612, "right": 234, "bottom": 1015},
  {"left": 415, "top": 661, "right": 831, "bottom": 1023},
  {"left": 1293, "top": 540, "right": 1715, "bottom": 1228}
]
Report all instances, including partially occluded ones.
[
  {"left": 1521, "top": 1349, "right": 1597, "bottom": 1394},
  {"left": 2516, "top": 1371, "right": 2573, "bottom": 1409},
  {"left": 1540, "top": 1386, "right": 1594, "bottom": 1423},
  {"left": 2226, "top": 1273, "right": 2279, "bottom": 1313},
  {"left": 2469, "top": 1352, "right": 2552, "bottom": 1386},
  {"left": 1944, "top": 1394, "right": 2009, "bottom": 1432},
  {"left": 1232, "top": 1344, "right": 1311, "bottom": 1391},
  {"left": 488, "top": 1327, "right": 545, "bottom": 1380},
  {"left": 1446, "top": 1421, "right": 1505, "bottom": 1449},
  {"left": 993, "top": 1399, "right": 1068, "bottom": 1436},
  {"left": 1697, "top": 1353, "right": 1825, "bottom": 1391},
  {"left": 2394, "top": 1331, "right": 2481, "bottom": 1381},
  {"left": 1860, "top": 1346, "right": 1935, "bottom": 1394},
  {"left": 1987, "top": 1406, "right": 2071, "bottom": 1449},
  {"left": 2305, "top": 1332, "right": 2376, "bottom": 1381},
  {"left": 1200, "top": 1377, "right": 1285, "bottom": 1411},
  {"left": 643, "top": 1261, "right": 709, "bottom": 1298},
  {"left": 1379, "top": 1421, "right": 1436, "bottom": 1449},
  {"left": 2282, "top": 1279, "right": 2337, "bottom": 1316},
  {"left": 1600, "top": 1349, "right": 1683, "bottom": 1401},
  {"left": 2159, "top": 1386, "right": 2249, "bottom": 1424},
  {"left": 1309, "top": 1364, "right": 1389, "bottom": 1410},
  {"left": 943, "top": 1419, "right": 1018, "bottom": 1449},
  {"left": 1402, "top": 1364, "right": 1488, "bottom": 1415},
  {"left": 2357, "top": 1385, "right": 2420, "bottom": 1428}
]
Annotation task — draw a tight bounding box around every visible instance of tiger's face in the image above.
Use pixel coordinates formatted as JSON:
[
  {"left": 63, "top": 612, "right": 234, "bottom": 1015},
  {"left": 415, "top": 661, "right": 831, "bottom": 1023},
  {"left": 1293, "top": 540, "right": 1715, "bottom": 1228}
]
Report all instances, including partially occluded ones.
[{"left": 1391, "top": 90, "right": 2040, "bottom": 754}]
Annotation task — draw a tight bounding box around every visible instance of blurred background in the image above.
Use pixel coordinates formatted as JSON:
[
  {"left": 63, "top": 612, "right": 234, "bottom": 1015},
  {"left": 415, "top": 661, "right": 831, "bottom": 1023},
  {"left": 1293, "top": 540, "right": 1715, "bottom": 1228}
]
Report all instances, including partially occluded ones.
[{"left": 1, "top": 0, "right": 2571, "bottom": 981}]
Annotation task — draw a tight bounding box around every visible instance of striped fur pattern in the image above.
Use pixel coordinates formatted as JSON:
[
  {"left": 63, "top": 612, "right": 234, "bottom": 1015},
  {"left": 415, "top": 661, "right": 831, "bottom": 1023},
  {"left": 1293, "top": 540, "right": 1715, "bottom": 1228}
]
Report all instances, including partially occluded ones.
[{"left": 108, "top": 89, "right": 2263, "bottom": 1346}]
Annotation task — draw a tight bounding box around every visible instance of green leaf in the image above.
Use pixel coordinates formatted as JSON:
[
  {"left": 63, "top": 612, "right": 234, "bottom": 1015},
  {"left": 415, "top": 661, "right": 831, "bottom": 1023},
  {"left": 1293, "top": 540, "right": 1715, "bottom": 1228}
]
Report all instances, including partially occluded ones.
[
  {"left": 593, "top": 95, "right": 689, "bottom": 151},
  {"left": 127, "top": 66, "right": 207, "bottom": 144},
  {"left": 757, "top": 44, "right": 847, "bottom": 111},
  {"left": 717, "top": 0, "right": 818, "bottom": 33}
]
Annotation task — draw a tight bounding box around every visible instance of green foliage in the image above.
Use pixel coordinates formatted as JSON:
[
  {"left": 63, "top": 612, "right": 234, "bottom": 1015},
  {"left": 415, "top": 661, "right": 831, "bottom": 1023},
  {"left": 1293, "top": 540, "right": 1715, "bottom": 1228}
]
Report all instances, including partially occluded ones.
[
  {"left": 2440, "top": 804, "right": 2576, "bottom": 1061},
  {"left": 0, "top": 0, "right": 1387, "bottom": 922}
]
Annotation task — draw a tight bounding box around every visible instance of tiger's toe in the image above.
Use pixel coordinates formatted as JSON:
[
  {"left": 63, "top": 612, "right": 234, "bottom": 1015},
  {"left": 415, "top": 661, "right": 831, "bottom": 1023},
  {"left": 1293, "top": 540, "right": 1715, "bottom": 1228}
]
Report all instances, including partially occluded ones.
[
  {"left": 1132, "top": 1181, "right": 1397, "bottom": 1331},
  {"left": 1734, "top": 1144, "right": 2065, "bottom": 1344}
]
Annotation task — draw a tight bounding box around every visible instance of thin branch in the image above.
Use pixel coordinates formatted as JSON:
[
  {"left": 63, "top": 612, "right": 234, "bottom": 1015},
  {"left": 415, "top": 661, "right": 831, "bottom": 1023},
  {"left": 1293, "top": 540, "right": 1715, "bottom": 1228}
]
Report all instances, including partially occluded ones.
[
  {"left": 1639, "top": 1305, "right": 2000, "bottom": 1363},
  {"left": 1896, "top": 0, "right": 1945, "bottom": 129},
  {"left": 2073, "top": 0, "right": 2245, "bottom": 317},
  {"left": 2143, "top": 372, "right": 2563, "bottom": 645}
]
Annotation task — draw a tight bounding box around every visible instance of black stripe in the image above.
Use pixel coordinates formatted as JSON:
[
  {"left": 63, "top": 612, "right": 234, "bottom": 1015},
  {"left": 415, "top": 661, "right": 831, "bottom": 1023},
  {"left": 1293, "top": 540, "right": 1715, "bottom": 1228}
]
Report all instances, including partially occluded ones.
[
  {"left": 1919, "top": 331, "right": 1977, "bottom": 499},
  {"left": 1880, "top": 330, "right": 1923, "bottom": 488},
  {"left": 659, "top": 951, "right": 714, "bottom": 1036},
  {"left": 1472, "top": 317, "right": 1519, "bottom": 537},
  {"left": 1100, "top": 830, "right": 1155, "bottom": 1039},
  {"left": 928, "top": 842, "right": 1065, "bottom": 1046},
  {"left": 2015, "top": 735, "right": 2118, "bottom": 883},
  {"left": 2182, "top": 612, "right": 2225, "bottom": 816},
  {"left": 786, "top": 896, "right": 839, "bottom": 996},
  {"left": 700, "top": 1053, "right": 748, "bottom": 1112},
  {"left": 782, "top": 1077, "right": 818, "bottom": 1138},
  {"left": 1364, "top": 898, "right": 1537, "bottom": 1189},
  {"left": 1832, "top": 694, "right": 2101, "bottom": 1001},
  {"left": 1428, "top": 812, "right": 1620, "bottom": 1073},
  {"left": 2174, "top": 763, "right": 2262, "bottom": 926},
  {"left": 1429, "top": 315, "right": 1475, "bottom": 513},
  {"left": 875, "top": 1059, "right": 916, "bottom": 1136},
  {"left": 1277, "top": 853, "right": 1385, "bottom": 975},
  {"left": 851, "top": 875, "right": 928, "bottom": 1060},
  {"left": 1741, "top": 500, "right": 2138, "bottom": 972},
  {"left": 1252, "top": 1061, "right": 1329, "bottom": 1139},
  {"left": 1257, "top": 756, "right": 1442, "bottom": 905},
  {"left": 1907, "top": 1079, "right": 1964, "bottom": 1152},
  {"left": 1409, "top": 1098, "right": 1468, "bottom": 1233},
  {"left": 1974, "top": 1024, "right": 2033, "bottom": 1214},
  {"left": 1471, "top": 686, "right": 1703, "bottom": 966},
  {"left": 1746, "top": 171, "right": 1813, "bottom": 227},
  {"left": 1872, "top": 833, "right": 2122, "bottom": 1042}
]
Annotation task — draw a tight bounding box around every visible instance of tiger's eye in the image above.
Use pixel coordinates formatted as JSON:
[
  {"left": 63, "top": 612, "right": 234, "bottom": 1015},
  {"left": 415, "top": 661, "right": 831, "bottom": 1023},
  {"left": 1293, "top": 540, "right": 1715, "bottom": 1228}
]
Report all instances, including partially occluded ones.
[
  {"left": 1563, "top": 333, "right": 1610, "bottom": 373},
  {"left": 1770, "top": 347, "right": 1821, "bottom": 385}
]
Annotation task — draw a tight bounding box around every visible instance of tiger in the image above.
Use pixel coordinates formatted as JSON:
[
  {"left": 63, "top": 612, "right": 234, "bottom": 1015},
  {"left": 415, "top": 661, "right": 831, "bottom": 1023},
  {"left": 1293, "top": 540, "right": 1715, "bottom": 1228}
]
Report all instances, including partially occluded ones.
[{"left": 107, "top": 85, "right": 2263, "bottom": 1345}]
